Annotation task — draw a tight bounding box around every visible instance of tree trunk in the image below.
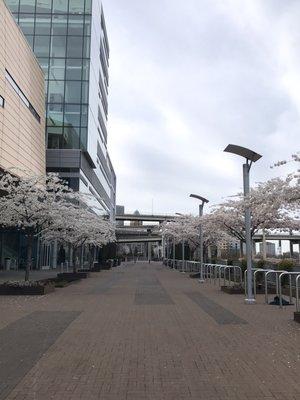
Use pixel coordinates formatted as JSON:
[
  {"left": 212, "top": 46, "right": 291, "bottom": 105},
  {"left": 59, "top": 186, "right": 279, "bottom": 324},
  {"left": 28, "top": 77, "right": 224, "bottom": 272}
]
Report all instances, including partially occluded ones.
[
  {"left": 72, "top": 247, "right": 77, "bottom": 273},
  {"left": 25, "top": 234, "right": 34, "bottom": 281},
  {"left": 240, "top": 240, "right": 244, "bottom": 258}
]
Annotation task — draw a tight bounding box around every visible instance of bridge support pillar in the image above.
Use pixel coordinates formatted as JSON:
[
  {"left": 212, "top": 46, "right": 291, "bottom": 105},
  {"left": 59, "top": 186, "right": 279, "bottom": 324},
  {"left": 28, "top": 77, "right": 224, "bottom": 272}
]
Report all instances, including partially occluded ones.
[{"left": 290, "top": 240, "right": 294, "bottom": 258}]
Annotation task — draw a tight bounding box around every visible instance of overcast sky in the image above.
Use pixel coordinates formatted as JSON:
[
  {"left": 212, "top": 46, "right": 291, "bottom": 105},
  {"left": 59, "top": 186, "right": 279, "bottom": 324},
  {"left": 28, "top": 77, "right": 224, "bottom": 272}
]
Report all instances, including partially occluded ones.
[{"left": 103, "top": 0, "right": 299, "bottom": 215}]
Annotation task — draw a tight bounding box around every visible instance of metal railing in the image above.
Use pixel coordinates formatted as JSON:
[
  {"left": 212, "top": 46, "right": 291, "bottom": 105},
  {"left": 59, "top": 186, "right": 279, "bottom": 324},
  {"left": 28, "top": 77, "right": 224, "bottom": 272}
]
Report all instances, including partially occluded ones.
[{"left": 278, "top": 272, "right": 300, "bottom": 308}]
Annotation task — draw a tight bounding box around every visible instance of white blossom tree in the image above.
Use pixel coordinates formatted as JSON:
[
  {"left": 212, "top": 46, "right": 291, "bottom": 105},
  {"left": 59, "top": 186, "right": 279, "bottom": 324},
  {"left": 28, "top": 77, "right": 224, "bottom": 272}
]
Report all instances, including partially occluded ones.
[
  {"left": 161, "top": 214, "right": 228, "bottom": 260},
  {"left": 41, "top": 203, "right": 115, "bottom": 273},
  {"left": 0, "top": 170, "right": 116, "bottom": 279},
  {"left": 209, "top": 175, "right": 300, "bottom": 254},
  {"left": 0, "top": 171, "right": 75, "bottom": 280}
]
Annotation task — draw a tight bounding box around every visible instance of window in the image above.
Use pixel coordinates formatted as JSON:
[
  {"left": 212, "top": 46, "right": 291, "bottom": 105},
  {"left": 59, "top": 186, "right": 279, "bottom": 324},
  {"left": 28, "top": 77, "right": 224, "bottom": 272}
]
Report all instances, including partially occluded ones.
[
  {"left": 52, "top": 0, "right": 68, "bottom": 13},
  {"left": 51, "top": 15, "right": 68, "bottom": 36},
  {"left": 34, "top": 36, "right": 51, "bottom": 58},
  {"left": 51, "top": 36, "right": 67, "bottom": 58},
  {"left": 66, "top": 59, "right": 82, "bottom": 80},
  {"left": 5, "top": 70, "right": 41, "bottom": 123},
  {"left": 68, "top": 15, "right": 84, "bottom": 36},
  {"left": 67, "top": 36, "right": 83, "bottom": 58},
  {"left": 64, "top": 104, "right": 80, "bottom": 126},
  {"left": 18, "top": 14, "right": 35, "bottom": 35},
  {"left": 5, "top": 0, "right": 19, "bottom": 13},
  {"left": 49, "top": 58, "right": 65, "bottom": 80},
  {"left": 84, "top": 15, "right": 91, "bottom": 36},
  {"left": 85, "top": 0, "right": 92, "bottom": 13},
  {"left": 65, "top": 81, "right": 81, "bottom": 103},
  {"left": 0, "top": 95, "right": 4, "bottom": 108},
  {"left": 19, "top": 0, "right": 36, "bottom": 13},
  {"left": 69, "top": 0, "right": 85, "bottom": 13},
  {"left": 36, "top": 0, "right": 52, "bottom": 13},
  {"left": 35, "top": 15, "right": 52, "bottom": 35},
  {"left": 48, "top": 80, "right": 65, "bottom": 101}
]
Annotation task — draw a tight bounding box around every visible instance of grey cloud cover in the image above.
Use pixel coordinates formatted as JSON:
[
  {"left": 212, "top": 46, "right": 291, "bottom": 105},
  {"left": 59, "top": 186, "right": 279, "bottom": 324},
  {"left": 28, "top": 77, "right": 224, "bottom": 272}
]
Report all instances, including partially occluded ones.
[{"left": 103, "top": 0, "right": 300, "bottom": 214}]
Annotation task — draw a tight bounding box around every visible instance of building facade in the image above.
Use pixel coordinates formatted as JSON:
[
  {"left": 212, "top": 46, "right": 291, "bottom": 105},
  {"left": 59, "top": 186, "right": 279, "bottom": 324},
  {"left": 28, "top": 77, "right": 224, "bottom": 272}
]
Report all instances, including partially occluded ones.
[
  {"left": 0, "top": 0, "right": 45, "bottom": 269},
  {"left": 0, "top": 0, "right": 45, "bottom": 175},
  {"left": 5, "top": 0, "right": 116, "bottom": 218}
]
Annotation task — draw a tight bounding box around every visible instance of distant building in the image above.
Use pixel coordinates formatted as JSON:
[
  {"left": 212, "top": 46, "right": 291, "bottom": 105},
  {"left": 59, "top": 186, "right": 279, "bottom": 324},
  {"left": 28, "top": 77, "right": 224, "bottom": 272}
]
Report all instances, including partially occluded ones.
[
  {"left": 219, "top": 239, "right": 240, "bottom": 258},
  {"left": 130, "top": 210, "right": 143, "bottom": 227},
  {"left": 116, "top": 205, "right": 125, "bottom": 227},
  {"left": 259, "top": 242, "right": 276, "bottom": 257}
]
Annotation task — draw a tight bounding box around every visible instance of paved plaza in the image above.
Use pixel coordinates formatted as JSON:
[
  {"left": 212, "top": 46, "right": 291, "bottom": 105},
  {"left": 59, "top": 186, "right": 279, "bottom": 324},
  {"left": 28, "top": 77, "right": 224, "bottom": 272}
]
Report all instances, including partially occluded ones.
[{"left": 0, "top": 262, "right": 300, "bottom": 400}]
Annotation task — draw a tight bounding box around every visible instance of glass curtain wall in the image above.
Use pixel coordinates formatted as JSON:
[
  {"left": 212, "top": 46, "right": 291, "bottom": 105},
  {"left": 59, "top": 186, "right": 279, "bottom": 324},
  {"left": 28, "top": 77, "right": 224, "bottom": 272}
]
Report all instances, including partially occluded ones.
[{"left": 6, "top": 0, "right": 92, "bottom": 150}]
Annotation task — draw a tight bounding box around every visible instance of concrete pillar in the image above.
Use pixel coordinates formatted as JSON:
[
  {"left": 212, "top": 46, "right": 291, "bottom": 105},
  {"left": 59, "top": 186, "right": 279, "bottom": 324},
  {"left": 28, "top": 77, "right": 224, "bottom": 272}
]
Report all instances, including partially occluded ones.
[
  {"left": 290, "top": 241, "right": 294, "bottom": 258},
  {"left": 278, "top": 240, "right": 282, "bottom": 256}
]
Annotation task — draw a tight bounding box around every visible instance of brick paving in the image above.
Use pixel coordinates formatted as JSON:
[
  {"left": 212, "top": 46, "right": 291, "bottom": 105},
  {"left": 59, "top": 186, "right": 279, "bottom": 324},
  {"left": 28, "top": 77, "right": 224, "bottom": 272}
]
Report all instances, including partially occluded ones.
[{"left": 0, "top": 261, "right": 300, "bottom": 400}]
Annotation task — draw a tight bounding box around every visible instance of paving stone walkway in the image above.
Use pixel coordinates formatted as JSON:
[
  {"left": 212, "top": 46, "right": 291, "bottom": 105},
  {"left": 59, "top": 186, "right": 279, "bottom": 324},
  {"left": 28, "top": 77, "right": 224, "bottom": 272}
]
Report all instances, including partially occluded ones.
[{"left": 0, "top": 261, "right": 300, "bottom": 400}]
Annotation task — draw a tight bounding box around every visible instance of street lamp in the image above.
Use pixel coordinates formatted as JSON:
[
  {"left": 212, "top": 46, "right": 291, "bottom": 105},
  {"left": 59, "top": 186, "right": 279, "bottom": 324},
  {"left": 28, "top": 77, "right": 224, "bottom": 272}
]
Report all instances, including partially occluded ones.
[
  {"left": 147, "top": 228, "right": 152, "bottom": 263},
  {"left": 189, "top": 194, "right": 209, "bottom": 282},
  {"left": 175, "top": 213, "right": 186, "bottom": 273},
  {"left": 224, "top": 144, "right": 262, "bottom": 304}
]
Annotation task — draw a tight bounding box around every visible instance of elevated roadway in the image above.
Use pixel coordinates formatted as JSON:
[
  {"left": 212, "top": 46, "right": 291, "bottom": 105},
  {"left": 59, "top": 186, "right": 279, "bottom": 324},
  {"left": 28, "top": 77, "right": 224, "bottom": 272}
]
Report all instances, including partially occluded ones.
[{"left": 116, "top": 213, "right": 175, "bottom": 223}]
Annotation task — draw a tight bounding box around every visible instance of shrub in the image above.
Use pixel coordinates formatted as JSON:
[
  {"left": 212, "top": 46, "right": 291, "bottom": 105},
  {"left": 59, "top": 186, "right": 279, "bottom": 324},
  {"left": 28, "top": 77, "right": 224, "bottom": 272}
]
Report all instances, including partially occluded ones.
[
  {"left": 276, "top": 260, "right": 295, "bottom": 286},
  {"left": 241, "top": 259, "right": 247, "bottom": 271},
  {"left": 256, "top": 260, "right": 266, "bottom": 269},
  {"left": 277, "top": 259, "right": 295, "bottom": 270}
]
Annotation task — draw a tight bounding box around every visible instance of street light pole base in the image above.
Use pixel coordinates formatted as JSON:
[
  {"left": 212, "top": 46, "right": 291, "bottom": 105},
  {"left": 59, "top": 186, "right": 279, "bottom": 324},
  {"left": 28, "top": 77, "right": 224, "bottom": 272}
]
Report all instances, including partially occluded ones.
[
  {"left": 198, "top": 279, "right": 205, "bottom": 283},
  {"left": 244, "top": 298, "right": 256, "bottom": 304}
]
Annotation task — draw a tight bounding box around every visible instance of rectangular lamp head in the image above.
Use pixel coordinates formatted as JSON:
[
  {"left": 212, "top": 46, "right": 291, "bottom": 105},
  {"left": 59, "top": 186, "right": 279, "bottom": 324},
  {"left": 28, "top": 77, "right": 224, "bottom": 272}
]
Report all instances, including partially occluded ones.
[
  {"left": 190, "top": 194, "right": 209, "bottom": 203},
  {"left": 224, "top": 144, "right": 262, "bottom": 162}
]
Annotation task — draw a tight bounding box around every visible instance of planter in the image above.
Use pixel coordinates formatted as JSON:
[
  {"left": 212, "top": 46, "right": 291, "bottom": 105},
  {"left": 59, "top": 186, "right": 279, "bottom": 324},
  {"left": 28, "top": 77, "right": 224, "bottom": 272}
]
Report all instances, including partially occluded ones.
[
  {"left": 221, "top": 285, "right": 244, "bottom": 294},
  {"left": 294, "top": 312, "right": 300, "bottom": 323},
  {"left": 189, "top": 273, "right": 200, "bottom": 279},
  {"left": 221, "top": 285, "right": 277, "bottom": 295},
  {"left": 91, "top": 262, "right": 101, "bottom": 272},
  {"left": 0, "top": 283, "right": 54, "bottom": 296},
  {"left": 100, "top": 262, "right": 111, "bottom": 270},
  {"left": 39, "top": 278, "right": 74, "bottom": 288},
  {"left": 57, "top": 272, "right": 88, "bottom": 282}
]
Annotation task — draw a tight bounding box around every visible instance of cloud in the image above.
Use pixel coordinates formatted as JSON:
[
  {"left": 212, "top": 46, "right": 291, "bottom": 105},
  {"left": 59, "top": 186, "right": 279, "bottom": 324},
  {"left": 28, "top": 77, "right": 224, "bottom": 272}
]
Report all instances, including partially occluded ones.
[{"left": 104, "top": 0, "right": 300, "bottom": 214}]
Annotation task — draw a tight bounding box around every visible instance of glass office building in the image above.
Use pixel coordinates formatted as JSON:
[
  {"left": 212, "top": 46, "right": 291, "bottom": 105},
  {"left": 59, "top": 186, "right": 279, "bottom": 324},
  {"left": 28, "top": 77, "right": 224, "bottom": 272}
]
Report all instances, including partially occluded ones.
[{"left": 5, "top": 0, "right": 116, "bottom": 218}]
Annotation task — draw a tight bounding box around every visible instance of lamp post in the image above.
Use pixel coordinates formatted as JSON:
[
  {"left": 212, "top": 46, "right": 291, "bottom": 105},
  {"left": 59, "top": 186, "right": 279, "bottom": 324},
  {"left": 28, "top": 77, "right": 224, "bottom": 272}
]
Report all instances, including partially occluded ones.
[
  {"left": 189, "top": 194, "right": 209, "bottom": 283},
  {"left": 224, "top": 144, "right": 262, "bottom": 304},
  {"left": 175, "top": 213, "right": 185, "bottom": 273},
  {"left": 147, "top": 228, "right": 152, "bottom": 263},
  {"left": 173, "top": 236, "right": 176, "bottom": 269}
]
